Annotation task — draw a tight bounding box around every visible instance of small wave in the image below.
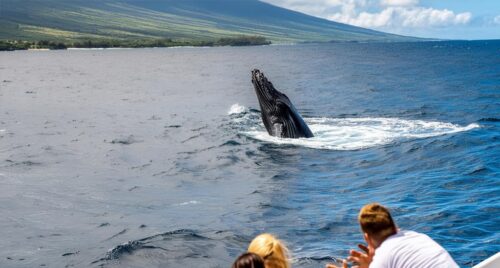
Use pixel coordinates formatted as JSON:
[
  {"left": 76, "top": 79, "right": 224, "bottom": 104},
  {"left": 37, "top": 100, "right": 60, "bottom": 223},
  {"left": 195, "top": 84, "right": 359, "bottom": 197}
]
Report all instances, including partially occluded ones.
[
  {"left": 93, "top": 229, "right": 245, "bottom": 267},
  {"left": 296, "top": 255, "right": 345, "bottom": 265},
  {"left": 98, "top": 229, "right": 202, "bottom": 262},
  {"left": 100, "top": 240, "right": 144, "bottom": 261},
  {"left": 479, "top": 118, "right": 500, "bottom": 122},
  {"left": 165, "top": 124, "right": 181, "bottom": 128},
  {"left": 109, "top": 135, "right": 141, "bottom": 145},
  {"left": 228, "top": 103, "right": 247, "bottom": 115},
  {"left": 62, "top": 251, "right": 79, "bottom": 257},
  {"left": 467, "top": 167, "right": 489, "bottom": 175},
  {"left": 242, "top": 117, "right": 479, "bottom": 150},
  {"left": 104, "top": 229, "right": 128, "bottom": 241},
  {"left": 220, "top": 140, "right": 241, "bottom": 147},
  {"left": 5, "top": 159, "right": 42, "bottom": 167}
]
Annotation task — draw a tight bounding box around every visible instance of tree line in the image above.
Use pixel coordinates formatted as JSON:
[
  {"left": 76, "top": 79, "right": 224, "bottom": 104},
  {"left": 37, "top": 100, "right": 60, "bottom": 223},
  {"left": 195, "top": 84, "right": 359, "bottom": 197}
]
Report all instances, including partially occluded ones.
[{"left": 0, "top": 36, "right": 271, "bottom": 51}]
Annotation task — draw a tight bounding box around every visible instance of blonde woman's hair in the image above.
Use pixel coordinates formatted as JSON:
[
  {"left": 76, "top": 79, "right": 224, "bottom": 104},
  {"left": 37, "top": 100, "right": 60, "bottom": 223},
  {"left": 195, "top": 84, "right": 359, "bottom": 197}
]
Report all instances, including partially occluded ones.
[{"left": 248, "top": 233, "right": 291, "bottom": 268}]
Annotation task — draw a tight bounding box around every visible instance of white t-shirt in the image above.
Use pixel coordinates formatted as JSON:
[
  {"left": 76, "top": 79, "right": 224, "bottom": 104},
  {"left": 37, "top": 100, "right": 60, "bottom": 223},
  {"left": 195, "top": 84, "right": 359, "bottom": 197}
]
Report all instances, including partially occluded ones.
[{"left": 370, "top": 230, "right": 459, "bottom": 268}]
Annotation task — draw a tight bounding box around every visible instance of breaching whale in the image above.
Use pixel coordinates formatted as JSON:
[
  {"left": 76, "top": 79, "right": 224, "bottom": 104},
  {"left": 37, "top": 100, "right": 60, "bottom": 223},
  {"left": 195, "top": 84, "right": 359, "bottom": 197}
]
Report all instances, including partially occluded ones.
[{"left": 251, "top": 69, "right": 314, "bottom": 138}]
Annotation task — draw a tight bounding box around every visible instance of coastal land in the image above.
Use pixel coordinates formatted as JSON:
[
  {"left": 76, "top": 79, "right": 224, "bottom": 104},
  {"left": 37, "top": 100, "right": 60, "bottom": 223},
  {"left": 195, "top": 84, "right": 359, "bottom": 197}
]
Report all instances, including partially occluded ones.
[{"left": 0, "top": 0, "right": 420, "bottom": 51}]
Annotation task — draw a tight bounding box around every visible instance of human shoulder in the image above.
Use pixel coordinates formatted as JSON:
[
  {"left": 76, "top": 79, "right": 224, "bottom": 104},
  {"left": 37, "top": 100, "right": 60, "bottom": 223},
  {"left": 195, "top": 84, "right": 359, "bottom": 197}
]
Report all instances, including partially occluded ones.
[
  {"left": 369, "top": 232, "right": 403, "bottom": 268},
  {"left": 371, "top": 230, "right": 459, "bottom": 268},
  {"left": 370, "top": 230, "right": 424, "bottom": 268}
]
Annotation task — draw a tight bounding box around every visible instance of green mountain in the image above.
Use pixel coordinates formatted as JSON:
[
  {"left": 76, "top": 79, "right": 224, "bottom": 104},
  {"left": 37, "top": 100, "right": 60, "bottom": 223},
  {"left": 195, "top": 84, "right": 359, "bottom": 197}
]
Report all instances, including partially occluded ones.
[{"left": 0, "top": 0, "right": 417, "bottom": 43}]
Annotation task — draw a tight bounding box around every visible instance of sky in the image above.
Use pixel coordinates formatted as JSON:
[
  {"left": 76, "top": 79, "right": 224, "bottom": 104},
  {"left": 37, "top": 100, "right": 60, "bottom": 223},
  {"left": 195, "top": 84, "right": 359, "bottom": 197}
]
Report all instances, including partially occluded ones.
[{"left": 261, "top": 0, "right": 500, "bottom": 40}]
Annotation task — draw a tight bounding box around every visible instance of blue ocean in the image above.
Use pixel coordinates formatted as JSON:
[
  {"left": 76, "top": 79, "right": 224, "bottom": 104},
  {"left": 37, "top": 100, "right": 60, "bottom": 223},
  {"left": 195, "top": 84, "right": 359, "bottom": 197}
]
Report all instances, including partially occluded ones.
[{"left": 0, "top": 40, "right": 498, "bottom": 267}]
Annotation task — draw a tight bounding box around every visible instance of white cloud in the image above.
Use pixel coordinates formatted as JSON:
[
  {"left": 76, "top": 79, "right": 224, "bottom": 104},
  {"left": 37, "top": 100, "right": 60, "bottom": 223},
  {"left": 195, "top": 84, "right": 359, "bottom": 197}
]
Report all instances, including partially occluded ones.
[
  {"left": 380, "top": 0, "right": 418, "bottom": 7},
  {"left": 262, "top": 0, "right": 472, "bottom": 29},
  {"left": 329, "top": 8, "right": 394, "bottom": 28},
  {"left": 494, "top": 15, "right": 500, "bottom": 25},
  {"left": 364, "top": 7, "right": 472, "bottom": 28}
]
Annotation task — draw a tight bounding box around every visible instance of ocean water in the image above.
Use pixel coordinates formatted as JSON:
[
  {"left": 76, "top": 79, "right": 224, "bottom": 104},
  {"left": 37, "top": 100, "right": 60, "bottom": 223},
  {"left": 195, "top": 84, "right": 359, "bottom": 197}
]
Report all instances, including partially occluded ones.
[{"left": 0, "top": 41, "right": 499, "bottom": 267}]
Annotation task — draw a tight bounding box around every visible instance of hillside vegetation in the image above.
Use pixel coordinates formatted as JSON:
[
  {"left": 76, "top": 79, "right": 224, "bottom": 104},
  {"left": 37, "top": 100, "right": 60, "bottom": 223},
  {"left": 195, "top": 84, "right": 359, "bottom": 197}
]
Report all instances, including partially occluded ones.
[{"left": 0, "top": 0, "right": 418, "bottom": 45}]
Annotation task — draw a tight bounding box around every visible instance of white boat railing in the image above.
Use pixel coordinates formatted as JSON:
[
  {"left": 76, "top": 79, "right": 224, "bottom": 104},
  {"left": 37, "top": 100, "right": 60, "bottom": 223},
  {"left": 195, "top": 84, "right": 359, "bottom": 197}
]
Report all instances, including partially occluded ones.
[{"left": 473, "top": 252, "right": 500, "bottom": 268}]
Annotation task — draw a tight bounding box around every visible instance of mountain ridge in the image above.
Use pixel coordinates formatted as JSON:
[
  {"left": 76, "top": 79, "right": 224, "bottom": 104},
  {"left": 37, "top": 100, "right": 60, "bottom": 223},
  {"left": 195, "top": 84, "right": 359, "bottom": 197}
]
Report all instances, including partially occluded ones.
[{"left": 0, "top": 0, "right": 420, "bottom": 43}]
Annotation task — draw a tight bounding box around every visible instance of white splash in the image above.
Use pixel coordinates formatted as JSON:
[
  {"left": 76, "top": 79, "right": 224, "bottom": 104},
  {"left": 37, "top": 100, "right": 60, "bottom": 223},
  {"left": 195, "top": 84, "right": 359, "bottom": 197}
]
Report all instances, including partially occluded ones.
[
  {"left": 228, "top": 103, "right": 247, "bottom": 115},
  {"left": 175, "top": 200, "right": 200, "bottom": 206},
  {"left": 244, "top": 117, "right": 479, "bottom": 150}
]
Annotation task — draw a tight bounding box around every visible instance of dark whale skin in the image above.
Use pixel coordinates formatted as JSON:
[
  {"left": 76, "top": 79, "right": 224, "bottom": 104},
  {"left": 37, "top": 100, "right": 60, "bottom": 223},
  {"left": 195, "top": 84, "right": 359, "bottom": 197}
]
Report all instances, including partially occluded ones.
[{"left": 251, "top": 69, "right": 314, "bottom": 138}]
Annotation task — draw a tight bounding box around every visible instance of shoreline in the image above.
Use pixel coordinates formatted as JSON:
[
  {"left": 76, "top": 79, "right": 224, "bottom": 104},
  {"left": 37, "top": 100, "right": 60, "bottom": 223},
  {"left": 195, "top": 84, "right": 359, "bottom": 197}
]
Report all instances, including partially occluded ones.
[
  {"left": 2, "top": 43, "right": 273, "bottom": 52},
  {"left": 3, "top": 44, "right": 273, "bottom": 52},
  {"left": 2, "top": 39, "right": 498, "bottom": 52},
  {"left": 0, "top": 36, "right": 272, "bottom": 52}
]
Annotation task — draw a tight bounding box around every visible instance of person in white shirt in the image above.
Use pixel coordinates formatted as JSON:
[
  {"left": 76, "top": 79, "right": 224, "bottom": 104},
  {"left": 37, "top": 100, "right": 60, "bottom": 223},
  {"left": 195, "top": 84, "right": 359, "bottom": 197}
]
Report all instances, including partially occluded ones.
[{"left": 327, "top": 203, "right": 459, "bottom": 268}]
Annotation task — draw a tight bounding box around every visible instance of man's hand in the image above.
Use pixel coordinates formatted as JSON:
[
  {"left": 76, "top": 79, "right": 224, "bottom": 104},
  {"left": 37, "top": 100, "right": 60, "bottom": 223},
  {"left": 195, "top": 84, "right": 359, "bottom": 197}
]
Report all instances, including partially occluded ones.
[
  {"left": 325, "top": 259, "right": 348, "bottom": 268},
  {"left": 347, "top": 244, "right": 373, "bottom": 268}
]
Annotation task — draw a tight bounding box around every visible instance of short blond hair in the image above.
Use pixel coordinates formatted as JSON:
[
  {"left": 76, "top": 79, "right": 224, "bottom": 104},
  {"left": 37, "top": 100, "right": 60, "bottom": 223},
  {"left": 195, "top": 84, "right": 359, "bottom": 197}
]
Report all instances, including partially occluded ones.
[
  {"left": 358, "top": 203, "right": 397, "bottom": 241},
  {"left": 248, "top": 233, "right": 290, "bottom": 268}
]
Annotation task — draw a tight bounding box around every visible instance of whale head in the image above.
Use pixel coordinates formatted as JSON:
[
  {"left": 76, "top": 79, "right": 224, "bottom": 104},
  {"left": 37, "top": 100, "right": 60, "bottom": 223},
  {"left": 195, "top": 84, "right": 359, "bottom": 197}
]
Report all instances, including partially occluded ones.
[{"left": 251, "top": 69, "right": 287, "bottom": 113}]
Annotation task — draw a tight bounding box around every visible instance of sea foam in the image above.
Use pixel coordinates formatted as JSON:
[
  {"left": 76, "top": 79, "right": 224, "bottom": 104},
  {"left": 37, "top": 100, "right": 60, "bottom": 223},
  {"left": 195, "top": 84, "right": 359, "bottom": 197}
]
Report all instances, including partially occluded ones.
[
  {"left": 227, "top": 103, "right": 247, "bottom": 115},
  {"left": 232, "top": 104, "right": 479, "bottom": 150}
]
